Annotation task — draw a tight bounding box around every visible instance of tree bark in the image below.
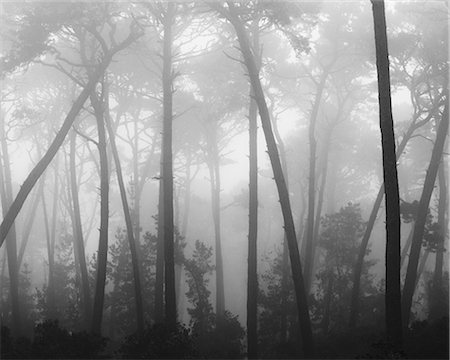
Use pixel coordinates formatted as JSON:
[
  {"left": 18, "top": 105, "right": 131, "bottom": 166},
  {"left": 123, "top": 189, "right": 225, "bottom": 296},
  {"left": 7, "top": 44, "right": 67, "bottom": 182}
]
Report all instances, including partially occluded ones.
[
  {"left": 225, "top": 3, "right": 313, "bottom": 356},
  {"left": 371, "top": 0, "right": 403, "bottom": 347},
  {"left": 104, "top": 85, "right": 144, "bottom": 336},
  {"left": 161, "top": 2, "right": 177, "bottom": 329},
  {"left": 90, "top": 90, "right": 110, "bottom": 335},
  {"left": 70, "top": 130, "right": 92, "bottom": 330},
  {"left": 402, "top": 101, "right": 448, "bottom": 327}
]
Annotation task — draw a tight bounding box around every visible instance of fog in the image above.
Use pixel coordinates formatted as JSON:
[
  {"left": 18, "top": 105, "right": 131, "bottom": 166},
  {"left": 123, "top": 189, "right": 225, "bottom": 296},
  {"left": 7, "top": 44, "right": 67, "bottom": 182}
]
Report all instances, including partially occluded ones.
[{"left": 0, "top": 1, "right": 448, "bottom": 359}]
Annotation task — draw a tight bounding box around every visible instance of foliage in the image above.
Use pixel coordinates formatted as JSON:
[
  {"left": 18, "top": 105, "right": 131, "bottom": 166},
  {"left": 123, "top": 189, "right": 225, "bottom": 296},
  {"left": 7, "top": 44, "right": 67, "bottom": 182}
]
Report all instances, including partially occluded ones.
[
  {"left": 0, "top": 320, "right": 106, "bottom": 359},
  {"left": 312, "top": 203, "right": 379, "bottom": 332},
  {"left": 184, "top": 239, "right": 215, "bottom": 333},
  {"left": 119, "top": 322, "right": 197, "bottom": 359}
]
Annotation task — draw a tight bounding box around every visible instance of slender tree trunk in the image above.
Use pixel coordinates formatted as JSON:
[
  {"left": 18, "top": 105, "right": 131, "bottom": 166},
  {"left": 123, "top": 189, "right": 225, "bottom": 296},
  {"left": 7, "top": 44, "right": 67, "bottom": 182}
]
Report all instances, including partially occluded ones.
[
  {"left": 430, "top": 162, "right": 447, "bottom": 320},
  {"left": 70, "top": 130, "right": 92, "bottom": 329},
  {"left": 247, "top": 19, "right": 259, "bottom": 359},
  {"left": 0, "top": 131, "right": 20, "bottom": 335},
  {"left": 0, "top": 60, "right": 110, "bottom": 247},
  {"left": 372, "top": 0, "right": 403, "bottom": 347},
  {"left": 161, "top": 3, "right": 177, "bottom": 329},
  {"left": 104, "top": 86, "right": 144, "bottom": 336},
  {"left": 91, "top": 90, "right": 110, "bottom": 335},
  {"left": 226, "top": 3, "right": 313, "bottom": 356},
  {"left": 304, "top": 74, "right": 327, "bottom": 293},
  {"left": 402, "top": 101, "right": 448, "bottom": 327}
]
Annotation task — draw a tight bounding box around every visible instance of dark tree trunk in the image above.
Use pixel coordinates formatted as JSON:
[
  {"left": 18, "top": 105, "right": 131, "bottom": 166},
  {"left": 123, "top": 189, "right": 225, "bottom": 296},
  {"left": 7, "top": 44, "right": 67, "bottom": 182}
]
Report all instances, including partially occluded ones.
[
  {"left": 70, "top": 130, "right": 92, "bottom": 329},
  {"left": 104, "top": 87, "right": 144, "bottom": 336},
  {"left": 371, "top": 0, "right": 403, "bottom": 347},
  {"left": 0, "top": 128, "right": 21, "bottom": 335},
  {"left": 247, "top": 19, "right": 259, "bottom": 359},
  {"left": 161, "top": 2, "right": 177, "bottom": 328},
  {"left": 0, "top": 61, "right": 110, "bottom": 247},
  {"left": 402, "top": 101, "right": 448, "bottom": 327},
  {"left": 348, "top": 81, "right": 427, "bottom": 330},
  {"left": 90, "top": 91, "right": 110, "bottom": 335},
  {"left": 225, "top": 3, "right": 313, "bottom": 356}
]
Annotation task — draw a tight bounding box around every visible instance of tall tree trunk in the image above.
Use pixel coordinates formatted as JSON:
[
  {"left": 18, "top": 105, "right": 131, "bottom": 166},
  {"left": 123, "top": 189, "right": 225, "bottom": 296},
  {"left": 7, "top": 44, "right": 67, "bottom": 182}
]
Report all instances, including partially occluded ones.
[
  {"left": 104, "top": 86, "right": 144, "bottom": 336},
  {"left": 415, "top": 248, "right": 430, "bottom": 287},
  {"left": 0, "top": 60, "right": 110, "bottom": 247},
  {"left": 247, "top": 19, "right": 259, "bottom": 359},
  {"left": 225, "top": 3, "right": 313, "bottom": 356},
  {"left": 348, "top": 89, "right": 428, "bottom": 330},
  {"left": 161, "top": 2, "right": 177, "bottom": 329},
  {"left": 372, "top": 0, "right": 403, "bottom": 347},
  {"left": 430, "top": 162, "right": 447, "bottom": 320},
  {"left": 402, "top": 101, "right": 448, "bottom": 327},
  {"left": 0, "top": 129, "right": 20, "bottom": 335},
  {"left": 70, "top": 130, "right": 92, "bottom": 329},
  {"left": 304, "top": 73, "right": 328, "bottom": 293},
  {"left": 90, "top": 91, "right": 110, "bottom": 335}
]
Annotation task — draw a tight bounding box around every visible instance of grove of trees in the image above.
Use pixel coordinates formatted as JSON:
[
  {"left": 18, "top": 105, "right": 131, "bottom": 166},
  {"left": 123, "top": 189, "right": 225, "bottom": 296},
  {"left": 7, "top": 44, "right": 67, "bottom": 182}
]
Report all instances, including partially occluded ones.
[{"left": 0, "top": 1, "right": 448, "bottom": 359}]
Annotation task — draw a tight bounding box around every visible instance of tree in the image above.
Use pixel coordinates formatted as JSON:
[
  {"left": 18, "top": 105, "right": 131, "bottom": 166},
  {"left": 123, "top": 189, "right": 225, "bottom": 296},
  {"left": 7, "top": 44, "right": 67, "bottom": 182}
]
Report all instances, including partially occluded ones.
[
  {"left": 371, "top": 0, "right": 402, "bottom": 348},
  {"left": 217, "top": 2, "right": 314, "bottom": 356}
]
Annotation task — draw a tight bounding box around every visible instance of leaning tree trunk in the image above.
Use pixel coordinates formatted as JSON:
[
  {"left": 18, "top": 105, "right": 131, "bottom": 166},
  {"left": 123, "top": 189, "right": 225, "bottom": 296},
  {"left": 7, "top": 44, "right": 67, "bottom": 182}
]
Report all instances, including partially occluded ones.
[
  {"left": 161, "top": 2, "right": 177, "bottom": 329},
  {"left": 430, "top": 162, "right": 447, "bottom": 320},
  {"left": 0, "top": 130, "right": 20, "bottom": 335},
  {"left": 104, "top": 86, "right": 144, "bottom": 336},
  {"left": 0, "top": 60, "right": 110, "bottom": 247},
  {"left": 225, "top": 3, "right": 313, "bottom": 356},
  {"left": 402, "top": 100, "right": 449, "bottom": 328},
  {"left": 70, "top": 130, "right": 92, "bottom": 330},
  {"left": 372, "top": 0, "right": 403, "bottom": 348},
  {"left": 90, "top": 91, "right": 110, "bottom": 335},
  {"left": 247, "top": 18, "right": 259, "bottom": 359}
]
